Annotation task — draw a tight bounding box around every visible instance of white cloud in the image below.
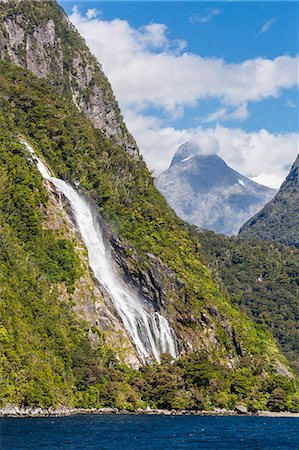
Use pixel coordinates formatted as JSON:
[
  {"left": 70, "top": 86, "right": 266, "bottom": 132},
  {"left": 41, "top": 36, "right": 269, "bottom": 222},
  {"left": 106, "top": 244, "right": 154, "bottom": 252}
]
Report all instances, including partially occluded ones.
[
  {"left": 259, "top": 18, "right": 275, "bottom": 35},
  {"left": 189, "top": 9, "right": 223, "bottom": 24},
  {"left": 204, "top": 104, "right": 249, "bottom": 123},
  {"left": 86, "top": 8, "right": 99, "bottom": 19},
  {"left": 250, "top": 173, "right": 282, "bottom": 189},
  {"left": 69, "top": 9, "right": 298, "bottom": 116},
  {"left": 69, "top": 8, "right": 298, "bottom": 188},
  {"left": 204, "top": 107, "right": 228, "bottom": 123},
  {"left": 126, "top": 111, "right": 298, "bottom": 187},
  {"left": 139, "top": 24, "right": 168, "bottom": 49}
]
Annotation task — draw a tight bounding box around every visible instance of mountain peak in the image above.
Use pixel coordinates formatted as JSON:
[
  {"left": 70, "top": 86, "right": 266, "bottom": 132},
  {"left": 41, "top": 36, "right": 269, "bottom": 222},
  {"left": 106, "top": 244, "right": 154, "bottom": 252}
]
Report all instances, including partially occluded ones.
[
  {"left": 157, "top": 142, "right": 275, "bottom": 235},
  {"left": 170, "top": 141, "right": 222, "bottom": 167}
]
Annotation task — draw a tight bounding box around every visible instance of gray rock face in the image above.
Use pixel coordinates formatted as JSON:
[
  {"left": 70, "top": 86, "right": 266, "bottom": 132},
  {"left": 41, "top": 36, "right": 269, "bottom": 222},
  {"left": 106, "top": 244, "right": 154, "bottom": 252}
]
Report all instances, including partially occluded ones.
[
  {"left": 156, "top": 142, "right": 276, "bottom": 236},
  {"left": 110, "top": 234, "right": 244, "bottom": 361},
  {"left": 235, "top": 405, "right": 248, "bottom": 414},
  {"left": 44, "top": 183, "right": 141, "bottom": 368},
  {"left": 0, "top": 1, "right": 138, "bottom": 155},
  {"left": 239, "top": 155, "right": 299, "bottom": 247}
]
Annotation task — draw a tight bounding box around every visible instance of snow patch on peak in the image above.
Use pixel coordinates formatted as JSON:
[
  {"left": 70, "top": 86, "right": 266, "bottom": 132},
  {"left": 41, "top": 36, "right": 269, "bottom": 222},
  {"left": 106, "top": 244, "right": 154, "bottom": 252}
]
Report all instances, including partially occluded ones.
[
  {"left": 181, "top": 156, "right": 193, "bottom": 163},
  {"left": 238, "top": 179, "right": 246, "bottom": 188}
]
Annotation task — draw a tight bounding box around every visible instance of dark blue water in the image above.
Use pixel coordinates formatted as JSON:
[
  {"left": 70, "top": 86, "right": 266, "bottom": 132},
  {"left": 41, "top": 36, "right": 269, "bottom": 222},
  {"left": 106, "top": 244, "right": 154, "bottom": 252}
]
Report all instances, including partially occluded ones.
[{"left": 1, "top": 415, "right": 299, "bottom": 449}]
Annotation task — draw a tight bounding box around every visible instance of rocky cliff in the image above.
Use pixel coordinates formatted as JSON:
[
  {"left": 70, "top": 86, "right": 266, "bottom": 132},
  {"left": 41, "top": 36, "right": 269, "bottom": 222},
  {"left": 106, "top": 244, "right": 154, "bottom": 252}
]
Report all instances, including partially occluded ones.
[
  {"left": 44, "top": 180, "right": 140, "bottom": 368},
  {"left": 0, "top": 1, "right": 296, "bottom": 410},
  {"left": 0, "top": 0, "right": 137, "bottom": 155},
  {"left": 239, "top": 155, "right": 299, "bottom": 247}
]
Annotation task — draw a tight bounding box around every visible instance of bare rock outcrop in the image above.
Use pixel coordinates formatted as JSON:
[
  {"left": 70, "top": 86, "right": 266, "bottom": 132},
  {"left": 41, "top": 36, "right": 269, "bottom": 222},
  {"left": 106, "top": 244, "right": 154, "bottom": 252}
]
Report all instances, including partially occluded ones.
[{"left": 0, "top": 0, "right": 138, "bottom": 155}]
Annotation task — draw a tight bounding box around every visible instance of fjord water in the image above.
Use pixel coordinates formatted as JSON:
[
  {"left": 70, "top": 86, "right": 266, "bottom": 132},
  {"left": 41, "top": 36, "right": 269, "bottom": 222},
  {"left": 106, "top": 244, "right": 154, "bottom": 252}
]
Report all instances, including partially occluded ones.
[
  {"left": 2, "top": 415, "right": 299, "bottom": 449},
  {"left": 23, "top": 141, "right": 177, "bottom": 363}
]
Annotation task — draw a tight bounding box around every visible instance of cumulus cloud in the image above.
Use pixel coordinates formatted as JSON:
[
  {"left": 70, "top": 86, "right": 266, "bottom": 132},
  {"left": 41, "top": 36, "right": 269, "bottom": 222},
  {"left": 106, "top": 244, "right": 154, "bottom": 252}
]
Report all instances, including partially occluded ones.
[
  {"left": 139, "top": 24, "right": 169, "bottom": 49},
  {"left": 126, "top": 110, "right": 298, "bottom": 187},
  {"left": 69, "top": 9, "right": 298, "bottom": 115},
  {"left": 69, "top": 8, "right": 298, "bottom": 188},
  {"left": 86, "top": 8, "right": 99, "bottom": 19}
]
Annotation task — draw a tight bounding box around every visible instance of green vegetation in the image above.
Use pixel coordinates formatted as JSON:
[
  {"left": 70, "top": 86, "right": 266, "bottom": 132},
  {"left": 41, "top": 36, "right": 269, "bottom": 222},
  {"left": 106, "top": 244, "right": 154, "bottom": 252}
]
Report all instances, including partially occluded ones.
[
  {"left": 0, "top": 118, "right": 114, "bottom": 407},
  {"left": 196, "top": 230, "right": 299, "bottom": 374},
  {"left": 0, "top": 60, "right": 298, "bottom": 411},
  {"left": 76, "top": 354, "right": 299, "bottom": 412},
  {"left": 0, "top": 117, "right": 81, "bottom": 288},
  {"left": 239, "top": 155, "right": 299, "bottom": 248},
  {"left": 0, "top": 0, "right": 131, "bottom": 147}
]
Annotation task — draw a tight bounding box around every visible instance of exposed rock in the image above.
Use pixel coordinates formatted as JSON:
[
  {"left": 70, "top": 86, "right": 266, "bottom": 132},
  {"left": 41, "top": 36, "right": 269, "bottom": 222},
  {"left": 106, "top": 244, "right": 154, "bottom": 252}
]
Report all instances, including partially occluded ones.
[
  {"left": 110, "top": 234, "right": 206, "bottom": 353},
  {"left": 275, "top": 360, "right": 294, "bottom": 380},
  {"left": 44, "top": 183, "right": 140, "bottom": 368},
  {"left": 0, "top": 1, "right": 138, "bottom": 155},
  {"left": 2, "top": 405, "right": 299, "bottom": 417},
  {"left": 235, "top": 405, "right": 248, "bottom": 414},
  {"left": 201, "top": 311, "right": 212, "bottom": 325},
  {"left": 213, "top": 407, "right": 228, "bottom": 414},
  {"left": 156, "top": 142, "right": 276, "bottom": 236},
  {"left": 0, "top": 405, "right": 70, "bottom": 417},
  {"left": 208, "top": 305, "right": 220, "bottom": 319},
  {"left": 110, "top": 235, "right": 174, "bottom": 314},
  {"left": 222, "top": 319, "right": 232, "bottom": 337},
  {"left": 232, "top": 329, "right": 244, "bottom": 357}
]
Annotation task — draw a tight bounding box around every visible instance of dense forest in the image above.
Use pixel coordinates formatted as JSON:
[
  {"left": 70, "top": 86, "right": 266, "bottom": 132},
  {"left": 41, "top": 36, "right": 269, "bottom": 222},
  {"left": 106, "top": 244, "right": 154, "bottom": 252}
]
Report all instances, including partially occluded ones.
[
  {"left": 196, "top": 230, "right": 299, "bottom": 374},
  {"left": 0, "top": 60, "right": 298, "bottom": 412},
  {"left": 239, "top": 155, "right": 299, "bottom": 248},
  {"left": 0, "top": 0, "right": 298, "bottom": 415}
]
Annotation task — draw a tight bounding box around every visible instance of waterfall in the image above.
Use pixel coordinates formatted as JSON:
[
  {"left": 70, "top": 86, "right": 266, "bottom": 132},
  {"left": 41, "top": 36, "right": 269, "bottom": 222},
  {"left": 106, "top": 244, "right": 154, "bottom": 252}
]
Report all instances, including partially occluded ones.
[{"left": 23, "top": 141, "right": 177, "bottom": 363}]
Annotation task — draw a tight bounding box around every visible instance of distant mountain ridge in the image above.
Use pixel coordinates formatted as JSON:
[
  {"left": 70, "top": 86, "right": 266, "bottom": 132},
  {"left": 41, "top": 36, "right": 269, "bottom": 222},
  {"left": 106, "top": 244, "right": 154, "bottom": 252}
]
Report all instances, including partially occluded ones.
[
  {"left": 157, "top": 142, "right": 276, "bottom": 236},
  {"left": 239, "top": 155, "right": 299, "bottom": 247}
]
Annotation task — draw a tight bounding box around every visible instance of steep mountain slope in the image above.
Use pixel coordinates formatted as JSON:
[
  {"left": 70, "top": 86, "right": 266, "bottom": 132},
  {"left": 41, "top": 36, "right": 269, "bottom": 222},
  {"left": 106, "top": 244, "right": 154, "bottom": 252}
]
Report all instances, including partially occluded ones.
[
  {"left": 0, "top": 0, "right": 137, "bottom": 155},
  {"left": 0, "top": 1, "right": 297, "bottom": 411},
  {"left": 0, "top": 60, "right": 274, "bottom": 359},
  {"left": 240, "top": 155, "right": 299, "bottom": 247},
  {"left": 2, "top": 61, "right": 296, "bottom": 411},
  {"left": 157, "top": 142, "right": 275, "bottom": 236},
  {"left": 0, "top": 117, "right": 125, "bottom": 407},
  {"left": 196, "top": 230, "right": 299, "bottom": 374}
]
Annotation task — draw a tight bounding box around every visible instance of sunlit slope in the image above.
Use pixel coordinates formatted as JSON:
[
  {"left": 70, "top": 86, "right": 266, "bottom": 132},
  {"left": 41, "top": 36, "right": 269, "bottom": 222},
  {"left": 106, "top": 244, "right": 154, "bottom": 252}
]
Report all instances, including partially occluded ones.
[{"left": 0, "top": 61, "right": 290, "bottom": 375}]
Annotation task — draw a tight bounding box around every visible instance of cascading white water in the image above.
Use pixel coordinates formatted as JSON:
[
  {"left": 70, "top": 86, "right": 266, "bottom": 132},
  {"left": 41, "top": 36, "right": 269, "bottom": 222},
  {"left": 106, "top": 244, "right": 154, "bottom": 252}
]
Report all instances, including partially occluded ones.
[{"left": 23, "top": 141, "right": 177, "bottom": 363}]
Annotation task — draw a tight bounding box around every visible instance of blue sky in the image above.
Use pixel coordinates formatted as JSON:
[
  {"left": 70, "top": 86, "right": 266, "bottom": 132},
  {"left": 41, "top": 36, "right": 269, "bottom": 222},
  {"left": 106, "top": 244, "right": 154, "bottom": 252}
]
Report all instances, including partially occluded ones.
[{"left": 59, "top": 1, "right": 298, "bottom": 187}]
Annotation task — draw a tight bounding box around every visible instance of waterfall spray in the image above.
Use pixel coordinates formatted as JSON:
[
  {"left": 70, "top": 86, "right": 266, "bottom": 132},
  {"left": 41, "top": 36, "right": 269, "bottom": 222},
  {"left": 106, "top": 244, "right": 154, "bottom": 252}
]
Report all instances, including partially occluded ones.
[{"left": 23, "top": 141, "right": 177, "bottom": 363}]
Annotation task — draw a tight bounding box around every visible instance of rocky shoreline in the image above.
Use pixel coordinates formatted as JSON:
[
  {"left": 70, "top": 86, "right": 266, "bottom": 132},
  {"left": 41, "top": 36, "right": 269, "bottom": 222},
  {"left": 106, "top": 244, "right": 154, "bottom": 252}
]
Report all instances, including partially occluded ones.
[{"left": 1, "top": 406, "right": 298, "bottom": 418}]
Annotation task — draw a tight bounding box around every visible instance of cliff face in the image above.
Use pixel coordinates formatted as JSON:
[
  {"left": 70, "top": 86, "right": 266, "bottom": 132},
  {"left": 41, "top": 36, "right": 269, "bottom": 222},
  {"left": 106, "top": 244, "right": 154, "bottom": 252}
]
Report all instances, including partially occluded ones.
[
  {"left": 239, "top": 155, "right": 299, "bottom": 247},
  {"left": 0, "top": 1, "right": 295, "bottom": 408},
  {"left": 1, "top": 58, "right": 288, "bottom": 371},
  {"left": 44, "top": 183, "right": 140, "bottom": 368},
  {"left": 0, "top": 0, "right": 138, "bottom": 155}
]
